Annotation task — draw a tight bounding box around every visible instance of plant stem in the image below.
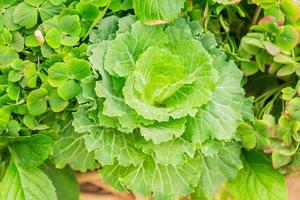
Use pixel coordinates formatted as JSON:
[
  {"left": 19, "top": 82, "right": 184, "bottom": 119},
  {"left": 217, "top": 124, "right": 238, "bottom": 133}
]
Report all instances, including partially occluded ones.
[{"left": 250, "top": 6, "right": 261, "bottom": 26}]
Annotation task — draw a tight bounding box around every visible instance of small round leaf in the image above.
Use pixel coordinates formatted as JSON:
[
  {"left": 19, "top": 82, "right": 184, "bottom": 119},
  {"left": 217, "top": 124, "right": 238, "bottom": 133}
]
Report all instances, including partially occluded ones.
[
  {"left": 27, "top": 88, "right": 48, "bottom": 116},
  {"left": 57, "top": 79, "right": 81, "bottom": 100}
]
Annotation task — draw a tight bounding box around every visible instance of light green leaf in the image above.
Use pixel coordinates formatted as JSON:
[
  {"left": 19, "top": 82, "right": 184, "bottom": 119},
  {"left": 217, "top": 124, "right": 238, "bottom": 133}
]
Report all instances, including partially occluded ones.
[
  {"left": 48, "top": 62, "right": 70, "bottom": 87},
  {"left": 275, "top": 25, "right": 299, "bottom": 51},
  {"left": 134, "top": 47, "right": 186, "bottom": 104},
  {"left": 76, "top": 2, "right": 99, "bottom": 21},
  {"left": 13, "top": 2, "right": 37, "bottom": 29},
  {"left": 133, "top": 0, "right": 185, "bottom": 24},
  {"left": 24, "top": 0, "right": 43, "bottom": 7},
  {"left": 51, "top": 127, "right": 97, "bottom": 172},
  {"left": 41, "top": 163, "right": 79, "bottom": 200},
  {"left": 61, "top": 36, "right": 79, "bottom": 46},
  {"left": 26, "top": 88, "right": 48, "bottom": 116},
  {"left": 229, "top": 151, "right": 287, "bottom": 200},
  {"left": 101, "top": 157, "right": 201, "bottom": 200},
  {"left": 104, "top": 22, "right": 168, "bottom": 77},
  {"left": 149, "top": 138, "right": 196, "bottom": 166},
  {"left": 39, "top": 1, "right": 65, "bottom": 21},
  {"left": 11, "top": 31, "right": 24, "bottom": 52},
  {"left": 0, "top": 108, "right": 9, "bottom": 132},
  {"left": 49, "top": 0, "right": 63, "bottom": 6},
  {"left": 140, "top": 118, "right": 186, "bottom": 144},
  {"left": 0, "top": 46, "right": 18, "bottom": 66},
  {"left": 25, "top": 35, "right": 40, "bottom": 47},
  {"left": 186, "top": 54, "right": 244, "bottom": 144},
  {"left": 197, "top": 143, "right": 242, "bottom": 198},
  {"left": 163, "top": 39, "right": 216, "bottom": 114},
  {"left": 0, "top": 162, "right": 57, "bottom": 200},
  {"left": 57, "top": 80, "right": 81, "bottom": 100},
  {"left": 48, "top": 89, "right": 68, "bottom": 112},
  {"left": 60, "top": 15, "right": 81, "bottom": 37},
  {"left": 3, "top": 7, "right": 21, "bottom": 31},
  {"left": 11, "top": 134, "right": 53, "bottom": 168},
  {"left": 84, "top": 130, "right": 145, "bottom": 166},
  {"left": 68, "top": 58, "right": 91, "bottom": 80},
  {"left": 45, "top": 28, "right": 62, "bottom": 49}
]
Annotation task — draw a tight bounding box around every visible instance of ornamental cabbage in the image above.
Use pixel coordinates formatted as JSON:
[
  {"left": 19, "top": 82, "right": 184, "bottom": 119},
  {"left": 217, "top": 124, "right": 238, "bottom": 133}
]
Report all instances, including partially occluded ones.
[{"left": 72, "top": 16, "right": 248, "bottom": 199}]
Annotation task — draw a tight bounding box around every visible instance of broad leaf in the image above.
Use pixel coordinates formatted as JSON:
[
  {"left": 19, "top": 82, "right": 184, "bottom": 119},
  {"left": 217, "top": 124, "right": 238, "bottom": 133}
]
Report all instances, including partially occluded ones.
[
  {"left": 0, "top": 162, "right": 57, "bottom": 200},
  {"left": 229, "top": 151, "right": 287, "bottom": 200},
  {"left": 11, "top": 134, "right": 53, "bottom": 168}
]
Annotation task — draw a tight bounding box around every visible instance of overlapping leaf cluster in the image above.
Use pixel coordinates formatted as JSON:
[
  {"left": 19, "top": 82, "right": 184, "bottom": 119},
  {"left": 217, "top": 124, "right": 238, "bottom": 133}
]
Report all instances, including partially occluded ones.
[
  {"left": 67, "top": 14, "right": 250, "bottom": 199},
  {"left": 0, "top": 0, "right": 297, "bottom": 200},
  {"left": 0, "top": 0, "right": 112, "bottom": 199},
  {"left": 235, "top": 0, "right": 300, "bottom": 176}
]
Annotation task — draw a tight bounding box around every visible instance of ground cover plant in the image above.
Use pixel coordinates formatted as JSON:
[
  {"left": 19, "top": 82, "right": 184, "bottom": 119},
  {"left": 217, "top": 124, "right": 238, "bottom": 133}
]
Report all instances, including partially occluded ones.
[{"left": 0, "top": 0, "right": 299, "bottom": 200}]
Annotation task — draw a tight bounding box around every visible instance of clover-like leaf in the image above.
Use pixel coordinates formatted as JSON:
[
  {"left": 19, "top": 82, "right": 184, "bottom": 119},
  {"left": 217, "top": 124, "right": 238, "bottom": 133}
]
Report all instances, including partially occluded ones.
[
  {"left": 60, "top": 15, "right": 81, "bottom": 37},
  {"left": 13, "top": 2, "right": 38, "bottom": 29},
  {"left": 48, "top": 62, "right": 70, "bottom": 87},
  {"left": 48, "top": 89, "right": 68, "bottom": 112},
  {"left": 57, "top": 79, "right": 81, "bottom": 100},
  {"left": 0, "top": 46, "right": 18, "bottom": 66},
  {"left": 76, "top": 2, "right": 99, "bottom": 21},
  {"left": 69, "top": 58, "right": 91, "bottom": 80},
  {"left": 27, "top": 88, "right": 48, "bottom": 116},
  {"left": 275, "top": 25, "right": 299, "bottom": 51},
  {"left": 45, "top": 28, "right": 62, "bottom": 49}
]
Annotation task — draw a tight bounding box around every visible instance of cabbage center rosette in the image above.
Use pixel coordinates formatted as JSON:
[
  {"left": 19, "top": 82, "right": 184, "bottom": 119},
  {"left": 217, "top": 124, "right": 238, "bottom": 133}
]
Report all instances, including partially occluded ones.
[{"left": 74, "top": 16, "right": 247, "bottom": 200}]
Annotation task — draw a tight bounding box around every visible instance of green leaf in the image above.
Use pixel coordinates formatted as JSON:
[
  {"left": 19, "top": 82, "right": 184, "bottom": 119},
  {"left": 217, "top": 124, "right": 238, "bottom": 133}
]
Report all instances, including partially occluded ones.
[
  {"left": 3, "top": 7, "right": 21, "bottom": 31},
  {"left": 13, "top": 2, "right": 38, "bottom": 29},
  {"left": 0, "top": 46, "right": 18, "bottom": 66},
  {"left": 229, "top": 151, "right": 287, "bottom": 200},
  {"left": 45, "top": 28, "right": 62, "bottom": 49},
  {"left": 109, "top": 0, "right": 132, "bottom": 12},
  {"left": 49, "top": 0, "right": 63, "bottom": 6},
  {"left": 48, "top": 62, "right": 70, "bottom": 87},
  {"left": 143, "top": 137, "right": 196, "bottom": 166},
  {"left": 101, "top": 157, "right": 201, "bottom": 199},
  {"left": 41, "top": 163, "right": 79, "bottom": 200},
  {"left": 8, "top": 70, "right": 22, "bottom": 82},
  {"left": 286, "top": 97, "right": 300, "bottom": 120},
  {"left": 51, "top": 127, "right": 97, "bottom": 172},
  {"left": 11, "top": 134, "right": 53, "bottom": 168},
  {"left": 24, "top": 0, "right": 43, "bottom": 7},
  {"left": 186, "top": 55, "right": 244, "bottom": 144},
  {"left": 197, "top": 143, "right": 242, "bottom": 198},
  {"left": 11, "top": 31, "right": 24, "bottom": 52},
  {"left": 39, "top": 1, "right": 65, "bottom": 21},
  {"left": 104, "top": 22, "right": 168, "bottom": 77},
  {"left": 133, "top": 46, "right": 186, "bottom": 104},
  {"left": 68, "top": 58, "right": 91, "bottom": 80},
  {"left": 280, "top": 0, "right": 300, "bottom": 22},
  {"left": 60, "top": 15, "right": 81, "bottom": 37},
  {"left": 57, "top": 80, "right": 81, "bottom": 100},
  {"left": 7, "top": 120, "right": 20, "bottom": 136},
  {"left": 25, "top": 35, "right": 40, "bottom": 47},
  {"left": 76, "top": 2, "right": 99, "bottom": 21},
  {"left": 0, "top": 162, "right": 57, "bottom": 200},
  {"left": 61, "top": 36, "right": 79, "bottom": 46},
  {"left": 140, "top": 118, "right": 186, "bottom": 144},
  {"left": 236, "top": 122, "right": 257, "bottom": 149},
  {"left": 48, "top": 89, "right": 68, "bottom": 112},
  {"left": 274, "top": 54, "right": 295, "bottom": 64},
  {"left": 275, "top": 25, "right": 299, "bottom": 51},
  {"left": 84, "top": 129, "right": 145, "bottom": 166},
  {"left": 26, "top": 88, "right": 48, "bottom": 116},
  {"left": 133, "top": 0, "right": 185, "bottom": 24},
  {"left": 0, "top": 108, "right": 9, "bottom": 132}
]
